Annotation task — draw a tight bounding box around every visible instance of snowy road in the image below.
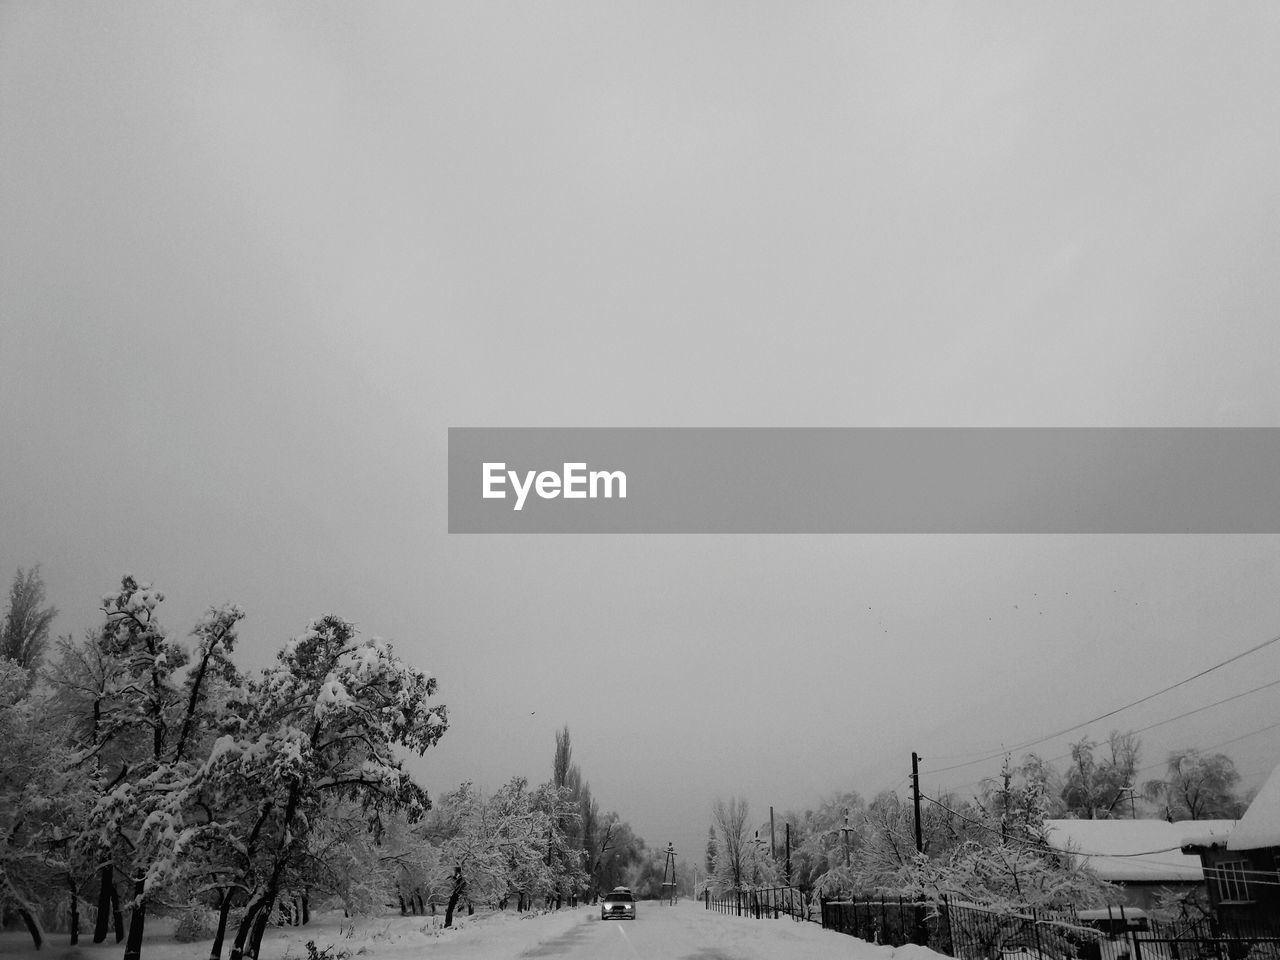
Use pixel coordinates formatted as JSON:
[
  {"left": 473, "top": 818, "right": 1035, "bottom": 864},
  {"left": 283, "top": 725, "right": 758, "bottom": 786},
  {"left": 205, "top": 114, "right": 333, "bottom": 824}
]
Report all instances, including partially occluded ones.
[
  {"left": 508, "top": 902, "right": 941, "bottom": 960},
  {"left": 0, "top": 902, "right": 945, "bottom": 960}
]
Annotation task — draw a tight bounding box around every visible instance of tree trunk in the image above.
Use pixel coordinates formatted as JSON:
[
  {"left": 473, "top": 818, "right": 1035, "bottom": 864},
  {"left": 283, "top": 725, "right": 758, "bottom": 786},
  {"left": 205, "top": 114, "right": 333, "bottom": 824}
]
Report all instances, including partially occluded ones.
[
  {"left": 246, "top": 900, "right": 273, "bottom": 959},
  {"left": 444, "top": 868, "right": 464, "bottom": 928},
  {"left": 123, "top": 871, "right": 146, "bottom": 960},
  {"left": 111, "top": 879, "right": 125, "bottom": 942},
  {"left": 209, "top": 889, "right": 235, "bottom": 960},
  {"left": 228, "top": 898, "right": 263, "bottom": 960},
  {"left": 17, "top": 907, "right": 43, "bottom": 950},
  {"left": 1, "top": 859, "right": 44, "bottom": 949},
  {"left": 67, "top": 873, "right": 79, "bottom": 944},
  {"left": 93, "top": 863, "right": 113, "bottom": 943},
  {"left": 300, "top": 893, "right": 309, "bottom": 925}
]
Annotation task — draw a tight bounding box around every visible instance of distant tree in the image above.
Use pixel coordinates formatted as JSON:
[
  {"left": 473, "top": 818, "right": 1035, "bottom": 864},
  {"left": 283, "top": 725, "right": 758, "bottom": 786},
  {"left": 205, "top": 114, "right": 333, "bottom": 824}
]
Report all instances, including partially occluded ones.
[
  {"left": 1144, "top": 748, "right": 1244, "bottom": 820},
  {"left": 705, "top": 826, "right": 717, "bottom": 877},
  {"left": 591, "top": 814, "right": 644, "bottom": 894},
  {"left": 1017, "top": 752, "right": 1068, "bottom": 818},
  {"left": 778, "top": 791, "right": 864, "bottom": 897},
  {"left": 553, "top": 725, "right": 573, "bottom": 789},
  {"left": 550, "top": 725, "right": 588, "bottom": 901},
  {"left": 0, "top": 566, "right": 57, "bottom": 679},
  {"left": 629, "top": 844, "right": 690, "bottom": 898},
  {"left": 579, "top": 783, "right": 599, "bottom": 899},
  {"left": 1061, "top": 731, "right": 1141, "bottom": 818}
]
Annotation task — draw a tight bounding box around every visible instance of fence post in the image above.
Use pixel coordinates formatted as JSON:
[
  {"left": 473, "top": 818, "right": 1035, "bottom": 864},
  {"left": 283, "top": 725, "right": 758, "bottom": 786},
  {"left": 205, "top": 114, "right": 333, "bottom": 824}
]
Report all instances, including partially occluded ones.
[
  {"left": 943, "top": 895, "right": 955, "bottom": 956},
  {"left": 1031, "top": 907, "right": 1044, "bottom": 960}
]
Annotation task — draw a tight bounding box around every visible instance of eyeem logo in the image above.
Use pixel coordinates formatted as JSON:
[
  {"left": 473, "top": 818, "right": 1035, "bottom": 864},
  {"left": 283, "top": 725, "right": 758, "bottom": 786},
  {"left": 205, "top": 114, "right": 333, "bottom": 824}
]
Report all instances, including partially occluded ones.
[{"left": 482, "top": 462, "right": 627, "bottom": 511}]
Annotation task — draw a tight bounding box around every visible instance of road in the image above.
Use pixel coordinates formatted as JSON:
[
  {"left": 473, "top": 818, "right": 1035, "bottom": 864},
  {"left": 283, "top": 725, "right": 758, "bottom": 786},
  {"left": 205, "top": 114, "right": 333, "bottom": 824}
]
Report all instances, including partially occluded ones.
[
  {"left": 513, "top": 900, "right": 904, "bottom": 960},
  {"left": 0, "top": 902, "right": 934, "bottom": 960}
]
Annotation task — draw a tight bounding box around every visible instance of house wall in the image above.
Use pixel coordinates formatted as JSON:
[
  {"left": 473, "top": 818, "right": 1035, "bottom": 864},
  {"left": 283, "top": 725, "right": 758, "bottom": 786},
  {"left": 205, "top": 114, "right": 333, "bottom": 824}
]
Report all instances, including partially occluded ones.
[{"left": 1197, "top": 845, "right": 1280, "bottom": 928}]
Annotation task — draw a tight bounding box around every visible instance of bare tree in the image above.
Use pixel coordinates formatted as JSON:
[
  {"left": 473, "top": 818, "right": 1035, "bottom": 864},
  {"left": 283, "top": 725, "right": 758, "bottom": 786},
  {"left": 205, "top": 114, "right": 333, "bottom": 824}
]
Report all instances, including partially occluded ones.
[
  {"left": 711, "top": 796, "right": 750, "bottom": 891},
  {"left": 0, "top": 566, "right": 57, "bottom": 680}
]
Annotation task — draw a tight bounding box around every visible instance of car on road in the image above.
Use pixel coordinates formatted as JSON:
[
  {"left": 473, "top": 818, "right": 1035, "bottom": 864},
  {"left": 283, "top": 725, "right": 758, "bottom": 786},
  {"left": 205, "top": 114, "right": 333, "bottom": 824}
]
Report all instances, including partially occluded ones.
[{"left": 601, "top": 888, "right": 636, "bottom": 920}]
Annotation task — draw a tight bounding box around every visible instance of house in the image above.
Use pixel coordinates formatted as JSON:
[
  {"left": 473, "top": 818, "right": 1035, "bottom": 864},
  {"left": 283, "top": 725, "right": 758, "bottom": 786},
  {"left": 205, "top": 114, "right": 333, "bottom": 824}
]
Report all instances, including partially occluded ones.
[
  {"left": 1044, "top": 818, "right": 1235, "bottom": 910},
  {"left": 1182, "top": 764, "right": 1280, "bottom": 929}
]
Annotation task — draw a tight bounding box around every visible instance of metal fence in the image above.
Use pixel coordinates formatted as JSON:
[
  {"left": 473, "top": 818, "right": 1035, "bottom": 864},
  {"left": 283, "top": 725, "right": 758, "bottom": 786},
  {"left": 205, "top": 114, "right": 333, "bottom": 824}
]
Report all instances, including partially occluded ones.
[
  {"left": 704, "top": 886, "right": 1280, "bottom": 960},
  {"left": 818, "top": 897, "right": 1280, "bottom": 960},
  {"left": 705, "top": 886, "right": 808, "bottom": 921}
]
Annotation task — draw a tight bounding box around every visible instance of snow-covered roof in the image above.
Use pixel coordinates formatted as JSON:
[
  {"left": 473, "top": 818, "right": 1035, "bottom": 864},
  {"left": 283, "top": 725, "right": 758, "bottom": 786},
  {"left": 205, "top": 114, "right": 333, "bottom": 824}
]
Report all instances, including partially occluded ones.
[
  {"left": 1226, "top": 764, "right": 1280, "bottom": 851},
  {"left": 1179, "top": 821, "right": 1236, "bottom": 850},
  {"left": 1044, "top": 819, "right": 1233, "bottom": 883}
]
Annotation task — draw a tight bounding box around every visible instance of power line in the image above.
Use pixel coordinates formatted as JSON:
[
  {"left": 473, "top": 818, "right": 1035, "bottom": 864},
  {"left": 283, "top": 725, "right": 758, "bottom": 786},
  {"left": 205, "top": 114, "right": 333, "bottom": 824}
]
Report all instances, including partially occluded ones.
[
  {"left": 917, "top": 796, "right": 1280, "bottom": 890},
  {"left": 940, "top": 718, "right": 1280, "bottom": 799},
  {"left": 928, "top": 631, "right": 1280, "bottom": 775},
  {"left": 1127, "top": 679, "right": 1280, "bottom": 738},
  {"left": 1132, "top": 721, "right": 1280, "bottom": 777},
  {"left": 921, "top": 793, "right": 1182, "bottom": 860}
]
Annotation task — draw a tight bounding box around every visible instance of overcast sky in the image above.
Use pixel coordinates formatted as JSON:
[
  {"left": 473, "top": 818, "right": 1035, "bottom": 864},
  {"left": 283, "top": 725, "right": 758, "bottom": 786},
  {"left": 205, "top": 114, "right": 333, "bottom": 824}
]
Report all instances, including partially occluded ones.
[{"left": 3, "top": 2, "right": 1280, "bottom": 860}]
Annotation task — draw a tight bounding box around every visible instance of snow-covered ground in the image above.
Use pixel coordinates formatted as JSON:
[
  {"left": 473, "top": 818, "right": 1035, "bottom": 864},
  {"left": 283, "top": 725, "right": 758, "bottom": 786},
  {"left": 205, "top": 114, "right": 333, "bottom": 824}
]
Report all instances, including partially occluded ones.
[{"left": 0, "top": 900, "right": 950, "bottom": 960}]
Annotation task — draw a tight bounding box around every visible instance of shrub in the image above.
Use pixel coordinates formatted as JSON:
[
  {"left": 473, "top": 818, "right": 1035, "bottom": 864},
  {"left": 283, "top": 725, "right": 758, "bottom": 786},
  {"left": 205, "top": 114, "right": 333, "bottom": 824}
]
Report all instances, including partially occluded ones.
[{"left": 174, "top": 907, "right": 217, "bottom": 943}]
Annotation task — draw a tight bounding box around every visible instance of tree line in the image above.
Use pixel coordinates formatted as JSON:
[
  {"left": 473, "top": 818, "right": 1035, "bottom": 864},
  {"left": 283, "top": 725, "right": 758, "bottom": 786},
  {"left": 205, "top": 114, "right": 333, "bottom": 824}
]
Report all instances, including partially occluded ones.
[
  {"left": 0, "top": 568, "right": 651, "bottom": 958},
  {"left": 706, "top": 729, "right": 1254, "bottom": 917}
]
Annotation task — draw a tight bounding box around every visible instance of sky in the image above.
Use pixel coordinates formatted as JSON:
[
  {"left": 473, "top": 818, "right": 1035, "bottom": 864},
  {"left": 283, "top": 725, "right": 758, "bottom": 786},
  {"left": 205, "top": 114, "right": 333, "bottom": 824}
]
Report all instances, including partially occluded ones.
[{"left": 2, "top": 1, "right": 1280, "bottom": 864}]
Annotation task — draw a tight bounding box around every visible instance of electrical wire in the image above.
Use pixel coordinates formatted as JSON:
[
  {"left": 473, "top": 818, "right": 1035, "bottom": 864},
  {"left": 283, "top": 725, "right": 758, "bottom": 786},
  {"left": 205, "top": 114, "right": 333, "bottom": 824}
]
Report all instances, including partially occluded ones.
[
  {"left": 936, "top": 709, "right": 1280, "bottom": 799},
  {"left": 1131, "top": 721, "right": 1280, "bottom": 777},
  {"left": 928, "top": 631, "right": 1280, "bottom": 775},
  {"left": 917, "top": 793, "right": 1280, "bottom": 889},
  {"left": 919, "top": 793, "right": 1183, "bottom": 859},
  {"left": 920, "top": 793, "right": 1280, "bottom": 891}
]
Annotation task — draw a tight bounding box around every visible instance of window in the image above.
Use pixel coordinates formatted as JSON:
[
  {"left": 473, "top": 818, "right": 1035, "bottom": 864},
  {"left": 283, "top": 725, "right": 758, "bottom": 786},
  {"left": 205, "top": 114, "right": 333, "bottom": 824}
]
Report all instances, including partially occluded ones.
[{"left": 1215, "top": 860, "right": 1252, "bottom": 904}]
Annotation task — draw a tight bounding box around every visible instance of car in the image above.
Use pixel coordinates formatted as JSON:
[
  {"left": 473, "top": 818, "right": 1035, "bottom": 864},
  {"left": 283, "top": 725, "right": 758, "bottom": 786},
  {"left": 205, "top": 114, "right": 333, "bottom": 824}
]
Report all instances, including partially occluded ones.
[{"left": 601, "top": 889, "right": 636, "bottom": 920}]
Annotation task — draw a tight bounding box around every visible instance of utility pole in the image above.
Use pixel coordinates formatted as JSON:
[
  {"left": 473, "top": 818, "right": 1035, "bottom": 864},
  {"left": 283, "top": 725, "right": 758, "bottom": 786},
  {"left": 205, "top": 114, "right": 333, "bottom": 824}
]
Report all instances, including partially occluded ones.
[
  {"left": 660, "top": 843, "right": 678, "bottom": 905},
  {"left": 785, "top": 822, "right": 791, "bottom": 886},
  {"left": 911, "top": 751, "right": 924, "bottom": 854},
  {"left": 840, "top": 808, "right": 853, "bottom": 867},
  {"left": 770, "top": 806, "right": 776, "bottom": 860}
]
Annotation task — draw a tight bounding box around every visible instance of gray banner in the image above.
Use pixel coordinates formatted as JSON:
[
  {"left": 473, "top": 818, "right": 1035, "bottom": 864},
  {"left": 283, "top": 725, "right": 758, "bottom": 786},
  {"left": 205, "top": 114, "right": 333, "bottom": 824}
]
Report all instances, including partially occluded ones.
[{"left": 447, "top": 428, "right": 1280, "bottom": 533}]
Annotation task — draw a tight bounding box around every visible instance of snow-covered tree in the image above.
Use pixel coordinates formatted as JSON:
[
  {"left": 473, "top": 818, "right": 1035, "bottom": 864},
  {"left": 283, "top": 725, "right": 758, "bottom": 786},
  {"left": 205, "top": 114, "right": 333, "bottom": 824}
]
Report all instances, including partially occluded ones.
[
  {"left": 863, "top": 759, "right": 1115, "bottom": 913},
  {"left": 203, "top": 613, "right": 447, "bottom": 959},
  {"left": 1143, "top": 747, "right": 1244, "bottom": 820},
  {"left": 79, "top": 576, "right": 195, "bottom": 960},
  {"left": 534, "top": 779, "right": 587, "bottom": 905},
  {"left": 0, "top": 661, "right": 59, "bottom": 948},
  {"left": 9, "top": 576, "right": 448, "bottom": 960},
  {"left": 782, "top": 791, "right": 864, "bottom": 896},
  {"left": 44, "top": 629, "right": 131, "bottom": 945},
  {"left": 1061, "top": 731, "right": 1141, "bottom": 819},
  {"left": 431, "top": 779, "right": 538, "bottom": 923}
]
